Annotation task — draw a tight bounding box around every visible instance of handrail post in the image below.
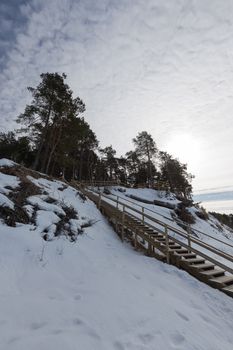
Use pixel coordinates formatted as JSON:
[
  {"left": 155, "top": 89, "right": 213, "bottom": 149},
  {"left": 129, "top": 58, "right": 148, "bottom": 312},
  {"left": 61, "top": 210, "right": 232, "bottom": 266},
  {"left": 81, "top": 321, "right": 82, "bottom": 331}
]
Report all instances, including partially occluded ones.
[
  {"left": 188, "top": 224, "right": 191, "bottom": 252},
  {"left": 98, "top": 192, "right": 102, "bottom": 209},
  {"left": 165, "top": 225, "right": 170, "bottom": 264},
  {"left": 116, "top": 196, "right": 119, "bottom": 209},
  {"left": 142, "top": 207, "right": 145, "bottom": 225},
  {"left": 121, "top": 205, "right": 125, "bottom": 241},
  {"left": 134, "top": 229, "right": 137, "bottom": 249}
]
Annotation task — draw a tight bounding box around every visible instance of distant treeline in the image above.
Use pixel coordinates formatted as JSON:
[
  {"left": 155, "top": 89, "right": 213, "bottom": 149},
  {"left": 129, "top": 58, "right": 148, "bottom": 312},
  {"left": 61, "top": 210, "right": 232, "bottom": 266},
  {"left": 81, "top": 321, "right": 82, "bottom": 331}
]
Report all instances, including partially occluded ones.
[
  {"left": 210, "top": 212, "right": 233, "bottom": 230},
  {"left": 0, "top": 72, "right": 193, "bottom": 199}
]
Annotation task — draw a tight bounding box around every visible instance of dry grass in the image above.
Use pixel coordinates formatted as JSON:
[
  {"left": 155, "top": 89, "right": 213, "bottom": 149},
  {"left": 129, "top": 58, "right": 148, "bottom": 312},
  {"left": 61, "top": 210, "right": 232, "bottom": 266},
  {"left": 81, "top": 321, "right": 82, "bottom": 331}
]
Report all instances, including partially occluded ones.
[{"left": 0, "top": 166, "right": 42, "bottom": 226}]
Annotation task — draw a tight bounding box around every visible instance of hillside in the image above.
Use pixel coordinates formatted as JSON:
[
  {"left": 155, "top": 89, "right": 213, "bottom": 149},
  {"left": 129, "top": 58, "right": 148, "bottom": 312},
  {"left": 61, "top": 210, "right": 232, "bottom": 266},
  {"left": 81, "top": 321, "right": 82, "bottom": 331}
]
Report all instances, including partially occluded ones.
[{"left": 0, "top": 159, "right": 233, "bottom": 350}]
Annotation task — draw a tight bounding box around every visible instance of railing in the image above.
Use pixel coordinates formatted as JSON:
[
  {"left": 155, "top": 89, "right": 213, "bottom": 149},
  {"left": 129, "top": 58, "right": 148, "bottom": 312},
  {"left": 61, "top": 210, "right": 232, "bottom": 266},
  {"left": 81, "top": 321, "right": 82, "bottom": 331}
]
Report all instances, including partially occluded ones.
[
  {"left": 79, "top": 180, "right": 121, "bottom": 187},
  {"left": 85, "top": 188, "right": 233, "bottom": 275},
  {"left": 90, "top": 188, "right": 233, "bottom": 248},
  {"left": 79, "top": 180, "right": 171, "bottom": 190}
]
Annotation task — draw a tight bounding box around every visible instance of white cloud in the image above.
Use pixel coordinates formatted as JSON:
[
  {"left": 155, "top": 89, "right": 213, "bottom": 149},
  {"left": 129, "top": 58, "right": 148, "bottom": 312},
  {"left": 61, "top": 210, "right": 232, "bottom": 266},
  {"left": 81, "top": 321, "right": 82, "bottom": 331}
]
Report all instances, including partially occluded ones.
[{"left": 1, "top": 0, "right": 233, "bottom": 193}]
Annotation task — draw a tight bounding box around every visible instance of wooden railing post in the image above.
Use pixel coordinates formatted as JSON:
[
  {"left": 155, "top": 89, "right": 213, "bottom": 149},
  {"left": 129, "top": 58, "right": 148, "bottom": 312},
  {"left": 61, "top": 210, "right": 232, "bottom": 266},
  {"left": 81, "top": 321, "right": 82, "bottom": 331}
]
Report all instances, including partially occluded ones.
[
  {"left": 116, "top": 196, "right": 119, "bottom": 209},
  {"left": 98, "top": 192, "right": 102, "bottom": 209},
  {"left": 188, "top": 224, "right": 191, "bottom": 252},
  {"left": 84, "top": 187, "right": 233, "bottom": 275},
  {"left": 142, "top": 207, "right": 145, "bottom": 225},
  {"left": 121, "top": 205, "right": 125, "bottom": 241},
  {"left": 165, "top": 225, "right": 170, "bottom": 264},
  {"left": 134, "top": 229, "right": 137, "bottom": 249}
]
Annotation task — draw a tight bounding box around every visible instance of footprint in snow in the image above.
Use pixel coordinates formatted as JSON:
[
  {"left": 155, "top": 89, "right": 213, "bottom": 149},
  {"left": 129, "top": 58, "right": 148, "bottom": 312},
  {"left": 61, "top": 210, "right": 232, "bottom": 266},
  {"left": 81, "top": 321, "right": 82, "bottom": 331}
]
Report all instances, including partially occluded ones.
[
  {"left": 73, "top": 318, "right": 85, "bottom": 326},
  {"left": 30, "top": 321, "right": 47, "bottom": 330},
  {"left": 138, "top": 333, "right": 154, "bottom": 344},
  {"left": 133, "top": 274, "right": 141, "bottom": 280},
  {"left": 113, "top": 341, "right": 125, "bottom": 350},
  {"left": 73, "top": 318, "right": 101, "bottom": 341},
  {"left": 8, "top": 336, "right": 21, "bottom": 344},
  {"left": 52, "top": 329, "right": 63, "bottom": 335},
  {"left": 170, "top": 332, "right": 185, "bottom": 348},
  {"left": 175, "top": 310, "right": 189, "bottom": 322},
  {"left": 198, "top": 313, "right": 213, "bottom": 324},
  {"left": 87, "top": 328, "right": 101, "bottom": 340}
]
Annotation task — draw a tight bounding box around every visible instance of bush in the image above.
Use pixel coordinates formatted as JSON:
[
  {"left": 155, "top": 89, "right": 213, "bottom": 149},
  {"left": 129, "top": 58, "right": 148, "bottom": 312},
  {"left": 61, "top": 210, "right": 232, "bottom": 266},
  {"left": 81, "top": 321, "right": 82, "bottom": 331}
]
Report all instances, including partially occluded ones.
[
  {"left": 175, "top": 205, "right": 195, "bottom": 224},
  {"left": 195, "top": 208, "right": 209, "bottom": 221}
]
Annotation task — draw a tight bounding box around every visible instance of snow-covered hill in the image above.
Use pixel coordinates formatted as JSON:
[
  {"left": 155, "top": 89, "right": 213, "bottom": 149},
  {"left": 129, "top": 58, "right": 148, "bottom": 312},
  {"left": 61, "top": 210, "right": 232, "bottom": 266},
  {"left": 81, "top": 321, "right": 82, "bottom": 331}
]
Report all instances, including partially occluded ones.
[{"left": 0, "top": 159, "right": 233, "bottom": 350}]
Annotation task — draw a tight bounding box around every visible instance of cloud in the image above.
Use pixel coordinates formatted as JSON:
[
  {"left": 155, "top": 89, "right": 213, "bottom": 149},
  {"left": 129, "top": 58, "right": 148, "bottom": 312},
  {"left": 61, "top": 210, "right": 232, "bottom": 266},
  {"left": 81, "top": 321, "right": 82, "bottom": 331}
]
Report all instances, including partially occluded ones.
[{"left": 0, "top": 0, "right": 233, "bottom": 193}]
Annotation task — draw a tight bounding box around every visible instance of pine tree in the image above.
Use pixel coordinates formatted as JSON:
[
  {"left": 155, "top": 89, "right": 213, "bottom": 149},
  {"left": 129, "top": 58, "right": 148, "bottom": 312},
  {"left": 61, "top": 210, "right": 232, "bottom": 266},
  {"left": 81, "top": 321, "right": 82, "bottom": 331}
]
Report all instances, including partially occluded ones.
[
  {"left": 0, "top": 131, "right": 34, "bottom": 166},
  {"left": 99, "top": 145, "right": 117, "bottom": 180},
  {"left": 132, "top": 131, "right": 157, "bottom": 186},
  {"left": 16, "top": 73, "right": 85, "bottom": 173},
  {"left": 159, "top": 151, "right": 194, "bottom": 199}
]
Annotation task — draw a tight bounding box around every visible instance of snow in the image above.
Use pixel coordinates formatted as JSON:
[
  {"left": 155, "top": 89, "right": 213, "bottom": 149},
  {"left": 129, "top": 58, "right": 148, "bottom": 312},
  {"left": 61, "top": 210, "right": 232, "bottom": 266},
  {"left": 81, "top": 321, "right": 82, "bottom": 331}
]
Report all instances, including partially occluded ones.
[
  {"left": 1, "top": 164, "right": 233, "bottom": 349},
  {"left": 36, "top": 210, "right": 60, "bottom": 238},
  {"left": 0, "top": 193, "right": 14, "bottom": 210},
  {"left": 1, "top": 213, "right": 233, "bottom": 349},
  {"left": 114, "top": 186, "right": 180, "bottom": 204},
  {"left": 0, "top": 158, "right": 16, "bottom": 167},
  {"left": 0, "top": 172, "right": 20, "bottom": 195},
  {"left": 27, "top": 195, "right": 66, "bottom": 216}
]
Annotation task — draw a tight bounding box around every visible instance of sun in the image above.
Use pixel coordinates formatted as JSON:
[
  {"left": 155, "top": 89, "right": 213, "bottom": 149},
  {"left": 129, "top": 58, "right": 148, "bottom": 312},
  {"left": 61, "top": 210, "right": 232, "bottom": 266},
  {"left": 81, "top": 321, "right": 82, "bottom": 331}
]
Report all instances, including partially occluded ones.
[{"left": 164, "top": 133, "right": 202, "bottom": 173}]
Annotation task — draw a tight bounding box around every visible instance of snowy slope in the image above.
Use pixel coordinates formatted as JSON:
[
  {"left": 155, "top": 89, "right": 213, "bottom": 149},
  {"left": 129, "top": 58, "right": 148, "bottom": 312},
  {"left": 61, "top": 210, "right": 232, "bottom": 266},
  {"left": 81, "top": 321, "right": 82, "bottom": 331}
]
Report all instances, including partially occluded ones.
[{"left": 1, "top": 161, "right": 233, "bottom": 349}]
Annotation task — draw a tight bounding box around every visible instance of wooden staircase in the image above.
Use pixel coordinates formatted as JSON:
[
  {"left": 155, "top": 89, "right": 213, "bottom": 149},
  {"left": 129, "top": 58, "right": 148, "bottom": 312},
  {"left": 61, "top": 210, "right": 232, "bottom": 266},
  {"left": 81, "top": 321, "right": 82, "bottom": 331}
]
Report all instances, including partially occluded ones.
[
  {"left": 74, "top": 183, "right": 233, "bottom": 299},
  {"left": 122, "top": 214, "right": 233, "bottom": 297}
]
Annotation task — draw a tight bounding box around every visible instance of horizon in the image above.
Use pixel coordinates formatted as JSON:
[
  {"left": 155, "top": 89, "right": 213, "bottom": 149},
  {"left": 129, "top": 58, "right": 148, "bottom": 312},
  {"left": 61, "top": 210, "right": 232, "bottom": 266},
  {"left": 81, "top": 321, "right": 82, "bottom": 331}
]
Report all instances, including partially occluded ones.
[{"left": 0, "top": 0, "right": 233, "bottom": 213}]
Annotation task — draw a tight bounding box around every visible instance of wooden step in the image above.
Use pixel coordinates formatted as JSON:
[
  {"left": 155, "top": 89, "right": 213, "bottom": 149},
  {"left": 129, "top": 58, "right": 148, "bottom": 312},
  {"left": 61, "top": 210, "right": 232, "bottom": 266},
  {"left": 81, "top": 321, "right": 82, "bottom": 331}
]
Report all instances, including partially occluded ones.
[
  {"left": 169, "top": 245, "right": 182, "bottom": 250},
  {"left": 181, "top": 257, "right": 205, "bottom": 265},
  {"left": 148, "top": 232, "right": 159, "bottom": 236},
  {"left": 155, "top": 236, "right": 165, "bottom": 241},
  {"left": 171, "top": 248, "right": 188, "bottom": 254},
  {"left": 144, "top": 229, "right": 156, "bottom": 234},
  {"left": 189, "top": 262, "right": 215, "bottom": 271},
  {"left": 199, "top": 268, "right": 225, "bottom": 279},
  {"left": 177, "top": 253, "right": 197, "bottom": 259},
  {"left": 222, "top": 284, "right": 233, "bottom": 297},
  {"left": 208, "top": 275, "right": 233, "bottom": 288}
]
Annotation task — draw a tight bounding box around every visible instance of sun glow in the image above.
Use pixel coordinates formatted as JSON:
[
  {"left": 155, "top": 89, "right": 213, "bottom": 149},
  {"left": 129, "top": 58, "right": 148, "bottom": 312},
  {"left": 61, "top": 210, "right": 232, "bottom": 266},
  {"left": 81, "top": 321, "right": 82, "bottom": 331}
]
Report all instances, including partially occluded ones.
[{"left": 164, "top": 134, "right": 202, "bottom": 173}]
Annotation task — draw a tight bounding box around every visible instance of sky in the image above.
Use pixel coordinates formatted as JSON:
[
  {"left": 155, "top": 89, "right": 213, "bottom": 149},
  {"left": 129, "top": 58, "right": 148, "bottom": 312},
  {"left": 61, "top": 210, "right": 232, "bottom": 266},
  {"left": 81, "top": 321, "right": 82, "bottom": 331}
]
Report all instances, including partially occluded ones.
[{"left": 0, "top": 0, "right": 233, "bottom": 213}]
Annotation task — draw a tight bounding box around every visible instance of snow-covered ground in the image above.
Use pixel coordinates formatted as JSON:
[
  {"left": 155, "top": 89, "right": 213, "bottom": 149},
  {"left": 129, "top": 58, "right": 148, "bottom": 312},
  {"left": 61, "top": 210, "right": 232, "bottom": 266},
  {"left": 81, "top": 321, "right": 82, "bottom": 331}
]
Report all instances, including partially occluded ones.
[{"left": 1, "top": 160, "right": 233, "bottom": 349}]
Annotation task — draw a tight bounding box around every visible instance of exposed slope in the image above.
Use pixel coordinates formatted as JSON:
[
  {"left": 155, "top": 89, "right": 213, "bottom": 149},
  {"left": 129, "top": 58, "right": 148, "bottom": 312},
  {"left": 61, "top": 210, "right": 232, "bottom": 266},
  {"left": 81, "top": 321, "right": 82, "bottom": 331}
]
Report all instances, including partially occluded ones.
[{"left": 0, "top": 160, "right": 233, "bottom": 349}]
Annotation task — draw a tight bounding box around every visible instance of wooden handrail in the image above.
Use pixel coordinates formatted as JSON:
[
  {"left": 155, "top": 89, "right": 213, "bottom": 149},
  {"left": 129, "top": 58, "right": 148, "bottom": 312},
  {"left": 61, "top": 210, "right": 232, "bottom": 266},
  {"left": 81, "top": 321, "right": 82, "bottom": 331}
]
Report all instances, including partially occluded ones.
[
  {"left": 108, "top": 192, "right": 233, "bottom": 248},
  {"left": 84, "top": 188, "right": 233, "bottom": 270},
  {"left": 87, "top": 188, "right": 233, "bottom": 250}
]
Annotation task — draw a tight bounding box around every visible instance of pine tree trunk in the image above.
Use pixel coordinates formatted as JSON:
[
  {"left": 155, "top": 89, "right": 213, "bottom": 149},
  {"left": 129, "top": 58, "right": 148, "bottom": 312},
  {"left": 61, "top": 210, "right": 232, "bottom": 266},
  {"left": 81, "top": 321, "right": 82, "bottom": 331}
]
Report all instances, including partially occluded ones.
[
  {"left": 33, "top": 140, "right": 44, "bottom": 170},
  {"left": 32, "top": 104, "right": 52, "bottom": 171},
  {"left": 79, "top": 150, "right": 84, "bottom": 181},
  {"left": 45, "top": 126, "right": 62, "bottom": 174}
]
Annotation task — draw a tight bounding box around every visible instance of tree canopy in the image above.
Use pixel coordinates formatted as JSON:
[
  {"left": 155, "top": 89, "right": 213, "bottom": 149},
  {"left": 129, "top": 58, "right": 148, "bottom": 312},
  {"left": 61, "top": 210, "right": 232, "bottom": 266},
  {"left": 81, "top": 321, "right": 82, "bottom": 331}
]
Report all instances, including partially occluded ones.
[{"left": 0, "top": 72, "right": 194, "bottom": 199}]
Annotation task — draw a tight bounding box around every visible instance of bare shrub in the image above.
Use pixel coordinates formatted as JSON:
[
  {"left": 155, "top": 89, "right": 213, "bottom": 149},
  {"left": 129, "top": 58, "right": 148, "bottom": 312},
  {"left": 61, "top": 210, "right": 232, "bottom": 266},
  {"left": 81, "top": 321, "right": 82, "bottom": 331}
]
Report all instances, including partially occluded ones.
[
  {"left": 195, "top": 207, "right": 209, "bottom": 221},
  {"left": 175, "top": 206, "right": 195, "bottom": 224}
]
